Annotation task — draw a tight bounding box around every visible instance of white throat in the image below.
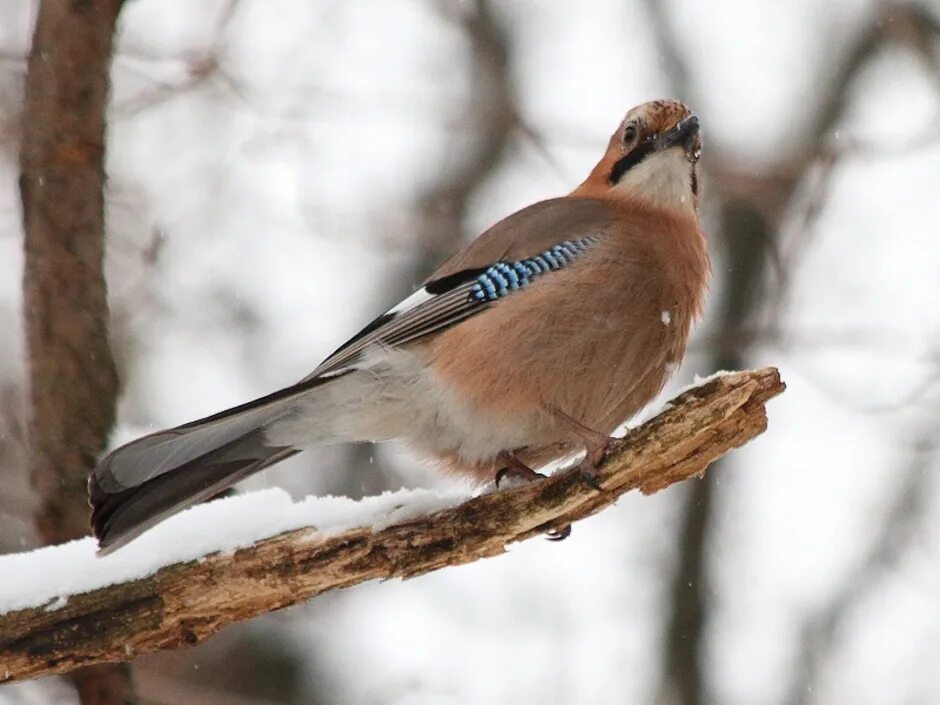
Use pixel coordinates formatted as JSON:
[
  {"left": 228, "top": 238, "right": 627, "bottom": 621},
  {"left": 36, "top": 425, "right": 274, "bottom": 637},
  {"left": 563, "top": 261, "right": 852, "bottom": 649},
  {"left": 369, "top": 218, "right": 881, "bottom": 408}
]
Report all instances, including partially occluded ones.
[{"left": 612, "top": 148, "right": 695, "bottom": 213}]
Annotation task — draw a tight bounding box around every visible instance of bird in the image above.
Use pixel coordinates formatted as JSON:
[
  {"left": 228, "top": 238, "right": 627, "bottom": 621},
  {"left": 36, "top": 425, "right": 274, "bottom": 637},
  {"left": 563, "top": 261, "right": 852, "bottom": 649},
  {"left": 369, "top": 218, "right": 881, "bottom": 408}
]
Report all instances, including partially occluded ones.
[{"left": 89, "top": 98, "right": 710, "bottom": 554}]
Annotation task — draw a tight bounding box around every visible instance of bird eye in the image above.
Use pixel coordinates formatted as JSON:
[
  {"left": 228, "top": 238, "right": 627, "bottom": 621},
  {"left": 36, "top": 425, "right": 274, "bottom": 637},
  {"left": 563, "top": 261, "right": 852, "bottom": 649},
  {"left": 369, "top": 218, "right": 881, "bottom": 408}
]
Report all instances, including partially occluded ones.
[{"left": 622, "top": 124, "right": 638, "bottom": 145}]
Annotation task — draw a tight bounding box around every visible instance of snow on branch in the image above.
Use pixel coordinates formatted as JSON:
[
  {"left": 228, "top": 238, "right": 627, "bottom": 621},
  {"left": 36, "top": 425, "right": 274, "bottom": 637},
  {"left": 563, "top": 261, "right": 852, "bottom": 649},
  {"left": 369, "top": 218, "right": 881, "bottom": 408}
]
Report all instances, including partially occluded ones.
[{"left": 0, "top": 367, "right": 784, "bottom": 684}]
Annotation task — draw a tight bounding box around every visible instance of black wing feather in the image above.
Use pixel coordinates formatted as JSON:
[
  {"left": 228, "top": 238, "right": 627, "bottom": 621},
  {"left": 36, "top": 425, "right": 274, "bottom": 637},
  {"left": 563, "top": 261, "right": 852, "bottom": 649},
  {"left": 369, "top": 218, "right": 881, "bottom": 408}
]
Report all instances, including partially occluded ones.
[{"left": 305, "top": 280, "right": 485, "bottom": 379}]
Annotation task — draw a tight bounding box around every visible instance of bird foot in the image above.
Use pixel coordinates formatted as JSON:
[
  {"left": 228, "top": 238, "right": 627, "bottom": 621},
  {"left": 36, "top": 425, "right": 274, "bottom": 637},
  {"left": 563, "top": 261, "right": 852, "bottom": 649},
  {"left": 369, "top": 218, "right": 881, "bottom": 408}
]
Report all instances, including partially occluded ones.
[
  {"left": 548, "top": 407, "right": 614, "bottom": 491},
  {"left": 543, "top": 523, "right": 572, "bottom": 541},
  {"left": 494, "top": 464, "right": 546, "bottom": 488},
  {"left": 495, "top": 452, "right": 572, "bottom": 541},
  {"left": 577, "top": 441, "right": 612, "bottom": 491},
  {"left": 578, "top": 461, "right": 603, "bottom": 491}
]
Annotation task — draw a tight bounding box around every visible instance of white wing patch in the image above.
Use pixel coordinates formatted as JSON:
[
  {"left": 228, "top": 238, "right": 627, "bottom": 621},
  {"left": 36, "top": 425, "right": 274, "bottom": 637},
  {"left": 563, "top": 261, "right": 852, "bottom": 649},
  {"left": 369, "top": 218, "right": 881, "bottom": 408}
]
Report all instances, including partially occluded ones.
[{"left": 386, "top": 287, "right": 434, "bottom": 316}]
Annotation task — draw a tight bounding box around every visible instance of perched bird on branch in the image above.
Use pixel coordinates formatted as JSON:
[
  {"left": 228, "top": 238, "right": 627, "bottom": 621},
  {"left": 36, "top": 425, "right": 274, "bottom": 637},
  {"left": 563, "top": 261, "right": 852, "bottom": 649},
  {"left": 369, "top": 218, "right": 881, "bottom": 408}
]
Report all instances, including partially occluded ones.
[{"left": 90, "top": 99, "right": 710, "bottom": 553}]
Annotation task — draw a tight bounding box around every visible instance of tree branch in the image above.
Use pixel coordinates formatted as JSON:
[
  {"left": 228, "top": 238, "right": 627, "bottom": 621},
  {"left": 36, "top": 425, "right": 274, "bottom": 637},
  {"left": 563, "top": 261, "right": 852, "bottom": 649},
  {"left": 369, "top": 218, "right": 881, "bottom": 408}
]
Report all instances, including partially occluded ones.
[{"left": 0, "top": 367, "right": 784, "bottom": 684}]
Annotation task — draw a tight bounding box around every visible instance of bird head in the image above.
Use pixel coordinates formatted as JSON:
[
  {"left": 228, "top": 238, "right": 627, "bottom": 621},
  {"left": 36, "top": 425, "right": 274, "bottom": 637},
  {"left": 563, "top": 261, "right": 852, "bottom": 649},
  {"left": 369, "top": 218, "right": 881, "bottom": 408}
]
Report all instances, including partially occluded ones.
[{"left": 575, "top": 99, "right": 701, "bottom": 213}]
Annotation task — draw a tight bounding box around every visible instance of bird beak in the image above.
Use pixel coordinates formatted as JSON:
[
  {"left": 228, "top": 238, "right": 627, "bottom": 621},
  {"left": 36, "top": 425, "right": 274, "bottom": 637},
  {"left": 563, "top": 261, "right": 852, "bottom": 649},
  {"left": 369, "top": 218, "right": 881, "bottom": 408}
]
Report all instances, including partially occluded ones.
[{"left": 656, "top": 115, "right": 701, "bottom": 162}]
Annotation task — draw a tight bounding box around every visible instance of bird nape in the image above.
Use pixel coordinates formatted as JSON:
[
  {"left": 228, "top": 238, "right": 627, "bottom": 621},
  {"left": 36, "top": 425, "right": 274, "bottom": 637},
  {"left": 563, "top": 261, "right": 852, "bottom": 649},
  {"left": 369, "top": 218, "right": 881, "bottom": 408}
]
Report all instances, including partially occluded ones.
[{"left": 89, "top": 98, "right": 710, "bottom": 554}]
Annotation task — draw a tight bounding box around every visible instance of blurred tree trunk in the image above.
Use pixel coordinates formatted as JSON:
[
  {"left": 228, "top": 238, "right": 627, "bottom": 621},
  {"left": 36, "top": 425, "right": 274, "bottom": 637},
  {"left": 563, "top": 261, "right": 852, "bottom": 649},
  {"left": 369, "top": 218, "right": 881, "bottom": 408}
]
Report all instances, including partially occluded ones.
[
  {"left": 660, "top": 200, "right": 772, "bottom": 705},
  {"left": 20, "top": 0, "right": 130, "bottom": 703}
]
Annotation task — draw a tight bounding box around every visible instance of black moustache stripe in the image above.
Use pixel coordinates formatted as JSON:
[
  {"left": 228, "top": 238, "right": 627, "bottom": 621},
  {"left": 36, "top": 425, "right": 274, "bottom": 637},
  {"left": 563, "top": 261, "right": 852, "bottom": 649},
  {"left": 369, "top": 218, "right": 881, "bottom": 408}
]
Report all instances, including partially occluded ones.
[{"left": 608, "top": 138, "right": 657, "bottom": 184}]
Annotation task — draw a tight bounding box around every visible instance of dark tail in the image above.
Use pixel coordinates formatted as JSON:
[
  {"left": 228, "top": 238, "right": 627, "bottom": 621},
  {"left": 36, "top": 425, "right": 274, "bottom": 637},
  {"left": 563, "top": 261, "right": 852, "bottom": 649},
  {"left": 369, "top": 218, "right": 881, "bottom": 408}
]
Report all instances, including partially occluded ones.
[
  {"left": 87, "top": 375, "right": 352, "bottom": 554},
  {"left": 90, "top": 428, "right": 298, "bottom": 554}
]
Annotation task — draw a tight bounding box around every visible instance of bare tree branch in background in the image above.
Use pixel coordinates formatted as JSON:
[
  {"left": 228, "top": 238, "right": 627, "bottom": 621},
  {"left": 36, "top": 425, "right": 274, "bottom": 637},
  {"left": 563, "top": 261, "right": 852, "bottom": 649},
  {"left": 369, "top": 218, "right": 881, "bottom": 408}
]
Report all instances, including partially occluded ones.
[
  {"left": 20, "top": 0, "right": 129, "bottom": 703},
  {"left": 113, "top": 0, "right": 244, "bottom": 119},
  {"left": 0, "top": 368, "right": 784, "bottom": 684},
  {"left": 644, "top": 3, "right": 940, "bottom": 705}
]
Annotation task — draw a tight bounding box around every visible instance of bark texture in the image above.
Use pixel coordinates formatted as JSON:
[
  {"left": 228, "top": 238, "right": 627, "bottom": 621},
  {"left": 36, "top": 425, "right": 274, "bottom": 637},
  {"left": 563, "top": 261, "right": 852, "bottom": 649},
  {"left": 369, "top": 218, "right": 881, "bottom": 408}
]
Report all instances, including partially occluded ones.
[
  {"left": 19, "top": 0, "right": 129, "bottom": 702},
  {"left": 21, "top": 0, "right": 123, "bottom": 544},
  {"left": 0, "top": 367, "right": 784, "bottom": 684}
]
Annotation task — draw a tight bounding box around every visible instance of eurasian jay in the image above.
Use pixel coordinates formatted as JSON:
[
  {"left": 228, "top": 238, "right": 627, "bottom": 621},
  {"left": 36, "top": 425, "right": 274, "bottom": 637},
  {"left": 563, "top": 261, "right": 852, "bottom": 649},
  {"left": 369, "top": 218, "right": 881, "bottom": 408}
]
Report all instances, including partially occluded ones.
[{"left": 90, "top": 99, "right": 710, "bottom": 552}]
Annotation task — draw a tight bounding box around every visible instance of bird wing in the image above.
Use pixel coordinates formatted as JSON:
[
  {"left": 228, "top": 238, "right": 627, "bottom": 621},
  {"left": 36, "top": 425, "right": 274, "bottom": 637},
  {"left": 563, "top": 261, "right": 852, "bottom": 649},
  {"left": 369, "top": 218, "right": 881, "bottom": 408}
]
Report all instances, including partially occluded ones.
[
  {"left": 91, "top": 198, "right": 618, "bottom": 550},
  {"left": 304, "top": 197, "right": 615, "bottom": 379}
]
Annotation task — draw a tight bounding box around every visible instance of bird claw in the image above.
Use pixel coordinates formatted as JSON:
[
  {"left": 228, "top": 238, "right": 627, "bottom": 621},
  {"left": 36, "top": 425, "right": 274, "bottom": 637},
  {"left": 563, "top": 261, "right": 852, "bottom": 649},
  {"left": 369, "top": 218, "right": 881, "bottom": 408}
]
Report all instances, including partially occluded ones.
[
  {"left": 494, "top": 456, "right": 574, "bottom": 541},
  {"left": 577, "top": 443, "right": 609, "bottom": 491},
  {"left": 578, "top": 463, "right": 603, "bottom": 491},
  {"left": 494, "top": 465, "right": 546, "bottom": 488},
  {"left": 544, "top": 523, "right": 572, "bottom": 541},
  {"left": 548, "top": 407, "right": 613, "bottom": 491}
]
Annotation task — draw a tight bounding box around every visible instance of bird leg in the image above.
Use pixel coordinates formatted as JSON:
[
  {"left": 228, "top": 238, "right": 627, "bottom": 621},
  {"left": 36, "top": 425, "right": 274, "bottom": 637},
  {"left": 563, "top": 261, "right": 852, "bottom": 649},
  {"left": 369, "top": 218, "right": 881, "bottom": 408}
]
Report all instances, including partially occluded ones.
[
  {"left": 494, "top": 451, "right": 571, "bottom": 541},
  {"left": 550, "top": 408, "right": 615, "bottom": 490}
]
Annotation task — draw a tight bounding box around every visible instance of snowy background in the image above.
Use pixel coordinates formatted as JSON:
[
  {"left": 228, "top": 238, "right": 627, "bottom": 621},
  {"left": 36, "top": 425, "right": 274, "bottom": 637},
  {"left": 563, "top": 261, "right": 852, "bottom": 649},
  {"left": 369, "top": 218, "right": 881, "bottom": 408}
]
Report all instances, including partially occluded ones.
[{"left": 2, "top": 0, "right": 940, "bottom": 704}]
